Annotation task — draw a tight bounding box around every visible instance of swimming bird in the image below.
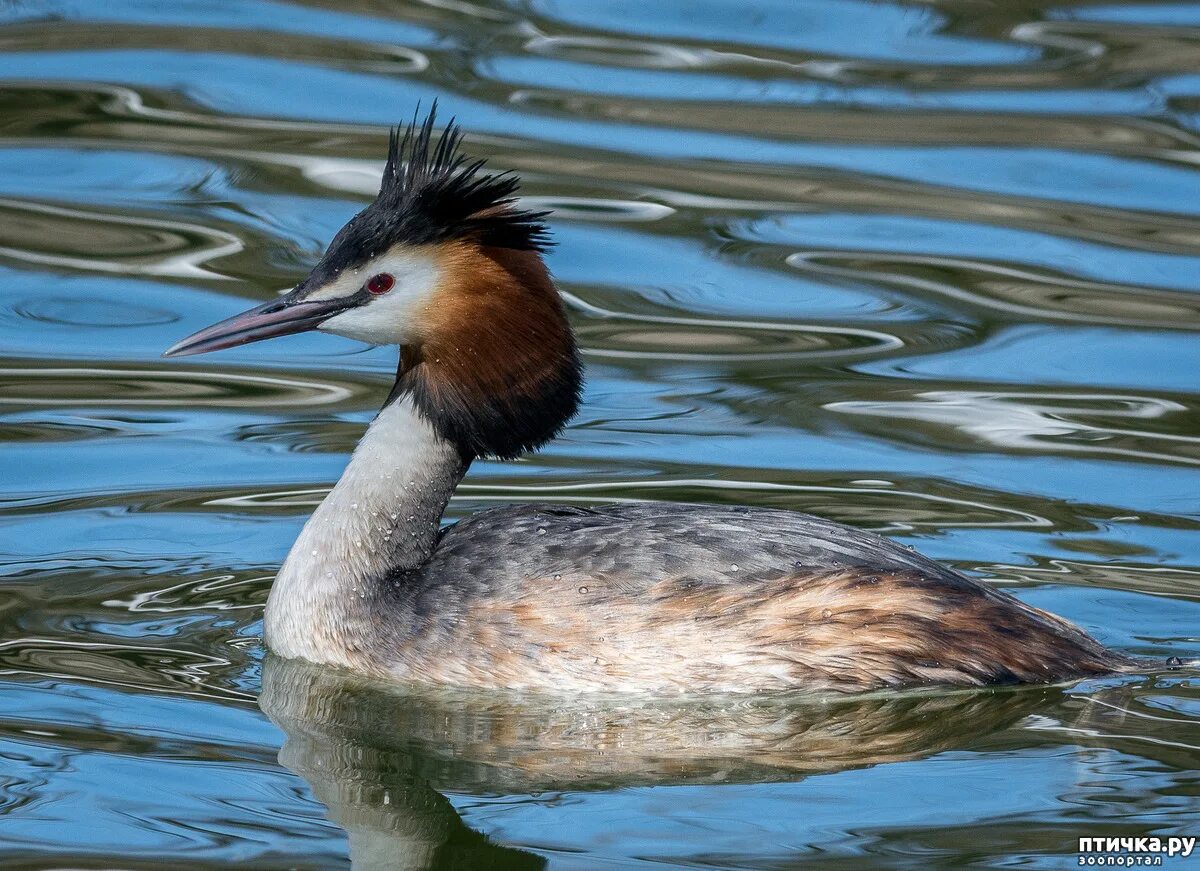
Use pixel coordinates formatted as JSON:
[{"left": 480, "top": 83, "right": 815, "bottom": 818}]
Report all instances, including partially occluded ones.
[{"left": 166, "top": 106, "right": 1136, "bottom": 694}]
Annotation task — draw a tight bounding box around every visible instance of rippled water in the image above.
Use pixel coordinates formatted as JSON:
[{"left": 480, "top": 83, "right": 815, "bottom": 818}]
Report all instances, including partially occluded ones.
[{"left": 3, "top": 0, "right": 1200, "bottom": 868}]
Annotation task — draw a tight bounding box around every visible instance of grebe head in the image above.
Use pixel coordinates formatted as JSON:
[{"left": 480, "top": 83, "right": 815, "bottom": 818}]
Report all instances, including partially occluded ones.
[{"left": 164, "top": 104, "right": 581, "bottom": 459}]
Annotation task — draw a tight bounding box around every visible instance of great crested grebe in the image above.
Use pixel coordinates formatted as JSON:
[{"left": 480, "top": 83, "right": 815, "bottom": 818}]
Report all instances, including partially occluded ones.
[{"left": 166, "top": 106, "right": 1137, "bottom": 693}]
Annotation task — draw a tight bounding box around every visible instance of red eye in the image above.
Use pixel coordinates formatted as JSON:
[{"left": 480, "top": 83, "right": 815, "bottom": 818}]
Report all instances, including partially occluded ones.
[{"left": 367, "top": 273, "right": 394, "bottom": 295}]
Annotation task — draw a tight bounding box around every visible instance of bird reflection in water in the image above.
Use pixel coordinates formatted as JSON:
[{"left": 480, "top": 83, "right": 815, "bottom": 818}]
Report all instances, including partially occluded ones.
[{"left": 260, "top": 655, "right": 1067, "bottom": 870}]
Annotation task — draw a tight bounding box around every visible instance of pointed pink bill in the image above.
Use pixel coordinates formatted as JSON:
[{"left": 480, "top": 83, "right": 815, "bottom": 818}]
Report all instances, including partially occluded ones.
[{"left": 163, "top": 295, "right": 355, "bottom": 358}]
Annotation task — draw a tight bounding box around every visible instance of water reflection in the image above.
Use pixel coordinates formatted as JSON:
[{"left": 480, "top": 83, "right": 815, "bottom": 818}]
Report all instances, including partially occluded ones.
[
  {"left": 0, "top": 197, "right": 243, "bottom": 279},
  {"left": 261, "top": 655, "right": 1059, "bottom": 869},
  {"left": 829, "top": 389, "right": 1200, "bottom": 466},
  {"left": 5, "top": 0, "right": 1200, "bottom": 864},
  {"left": 0, "top": 637, "right": 249, "bottom": 701},
  {"left": 0, "top": 365, "right": 359, "bottom": 407},
  {"left": 563, "top": 287, "right": 907, "bottom": 361},
  {"left": 789, "top": 251, "right": 1200, "bottom": 330}
]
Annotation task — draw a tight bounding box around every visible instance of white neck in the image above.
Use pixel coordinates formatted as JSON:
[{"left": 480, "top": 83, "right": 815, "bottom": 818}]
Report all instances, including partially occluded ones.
[{"left": 263, "top": 397, "right": 466, "bottom": 667}]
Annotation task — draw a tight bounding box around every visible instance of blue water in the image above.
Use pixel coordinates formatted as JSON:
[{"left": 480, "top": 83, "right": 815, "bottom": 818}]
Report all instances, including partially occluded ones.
[{"left": 1, "top": 1, "right": 1199, "bottom": 868}]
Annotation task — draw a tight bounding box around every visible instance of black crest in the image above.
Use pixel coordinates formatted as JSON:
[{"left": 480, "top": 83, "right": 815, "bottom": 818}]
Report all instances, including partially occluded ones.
[
  {"left": 298, "top": 103, "right": 551, "bottom": 290},
  {"left": 378, "top": 103, "right": 552, "bottom": 253}
]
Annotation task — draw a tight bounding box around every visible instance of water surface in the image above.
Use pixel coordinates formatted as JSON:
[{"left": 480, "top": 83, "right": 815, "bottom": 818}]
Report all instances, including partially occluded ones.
[{"left": 2, "top": 0, "right": 1199, "bottom": 868}]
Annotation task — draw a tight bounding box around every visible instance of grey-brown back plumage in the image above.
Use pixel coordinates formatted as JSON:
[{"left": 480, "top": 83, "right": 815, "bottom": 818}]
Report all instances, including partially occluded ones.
[{"left": 362, "top": 502, "right": 1128, "bottom": 693}]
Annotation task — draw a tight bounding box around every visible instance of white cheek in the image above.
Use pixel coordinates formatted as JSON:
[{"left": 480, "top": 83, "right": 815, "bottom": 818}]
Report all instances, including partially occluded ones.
[{"left": 316, "top": 252, "right": 440, "bottom": 346}]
